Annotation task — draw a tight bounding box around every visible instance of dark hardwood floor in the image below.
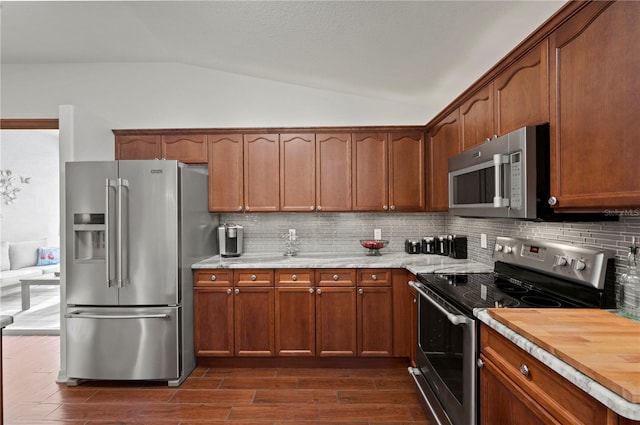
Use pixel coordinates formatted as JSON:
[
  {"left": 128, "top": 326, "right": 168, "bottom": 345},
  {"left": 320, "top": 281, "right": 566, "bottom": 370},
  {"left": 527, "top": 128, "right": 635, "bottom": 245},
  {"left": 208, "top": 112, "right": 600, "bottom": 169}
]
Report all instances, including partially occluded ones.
[{"left": 3, "top": 336, "right": 430, "bottom": 424}]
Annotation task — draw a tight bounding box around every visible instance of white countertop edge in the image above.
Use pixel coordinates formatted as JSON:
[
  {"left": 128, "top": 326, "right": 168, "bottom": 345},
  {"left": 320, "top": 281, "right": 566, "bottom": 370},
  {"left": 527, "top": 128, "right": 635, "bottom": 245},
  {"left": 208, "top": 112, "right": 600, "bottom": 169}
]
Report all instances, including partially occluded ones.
[{"left": 474, "top": 308, "right": 640, "bottom": 420}]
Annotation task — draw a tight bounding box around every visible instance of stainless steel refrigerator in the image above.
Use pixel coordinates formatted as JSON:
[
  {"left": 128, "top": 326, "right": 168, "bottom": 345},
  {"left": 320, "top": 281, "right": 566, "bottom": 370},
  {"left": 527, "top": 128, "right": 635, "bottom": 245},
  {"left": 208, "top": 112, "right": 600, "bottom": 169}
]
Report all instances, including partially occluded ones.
[{"left": 64, "top": 160, "right": 217, "bottom": 386}]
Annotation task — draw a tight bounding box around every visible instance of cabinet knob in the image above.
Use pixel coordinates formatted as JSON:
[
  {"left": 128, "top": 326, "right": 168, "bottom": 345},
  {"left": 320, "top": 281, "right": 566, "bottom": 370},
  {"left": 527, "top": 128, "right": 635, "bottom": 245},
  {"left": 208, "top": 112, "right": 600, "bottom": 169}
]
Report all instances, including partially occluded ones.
[
  {"left": 309, "top": 288, "right": 314, "bottom": 294},
  {"left": 332, "top": 274, "right": 339, "bottom": 281},
  {"left": 292, "top": 275, "right": 298, "bottom": 281},
  {"left": 317, "top": 288, "right": 322, "bottom": 295},
  {"left": 237, "top": 206, "right": 243, "bottom": 212},
  {"left": 251, "top": 274, "right": 257, "bottom": 281},
  {"left": 234, "top": 288, "right": 240, "bottom": 295},
  {"left": 359, "top": 288, "right": 364, "bottom": 295},
  {"left": 227, "top": 288, "right": 232, "bottom": 295},
  {"left": 245, "top": 206, "right": 250, "bottom": 212},
  {"left": 210, "top": 274, "right": 217, "bottom": 281},
  {"left": 390, "top": 205, "right": 396, "bottom": 211},
  {"left": 477, "top": 358, "right": 484, "bottom": 368},
  {"left": 413, "top": 298, "right": 417, "bottom": 304},
  {"left": 383, "top": 205, "right": 389, "bottom": 211},
  {"left": 317, "top": 206, "right": 322, "bottom": 211},
  {"left": 310, "top": 206, "right": 315, "bottom": 211},
  {"left": 519, "top": 364, "right": 530, "bottom": 377},
  {"left": 371, "top": 274, "right": 378, "bottom": 281},
  {"left": 548, "top": 196, "right": 558, "bottom": 206}
]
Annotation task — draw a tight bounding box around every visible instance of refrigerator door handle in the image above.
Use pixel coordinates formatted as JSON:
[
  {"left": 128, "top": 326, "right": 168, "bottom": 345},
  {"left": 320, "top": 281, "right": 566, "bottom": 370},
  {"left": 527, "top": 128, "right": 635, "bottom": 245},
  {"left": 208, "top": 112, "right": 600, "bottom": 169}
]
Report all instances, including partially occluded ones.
[
  {"left": 117, "top": 178, "right": 130, "bottom": 288},
  {"left": 65, "top": 312, "right": 169, "bottom": 320},
  {"left": 105, "top": 179, "right": 117, "bottom": 288}
]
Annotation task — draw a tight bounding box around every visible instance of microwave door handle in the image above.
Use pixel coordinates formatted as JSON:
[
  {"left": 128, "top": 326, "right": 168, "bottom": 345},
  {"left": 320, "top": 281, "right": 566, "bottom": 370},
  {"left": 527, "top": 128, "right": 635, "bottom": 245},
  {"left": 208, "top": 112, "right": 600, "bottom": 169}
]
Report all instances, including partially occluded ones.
[
  {"left": 493, "top": 154, "right": 510, "bottom": 208},
  {"left": 409, "top": 281, "right": 468, "bottom": 325}
]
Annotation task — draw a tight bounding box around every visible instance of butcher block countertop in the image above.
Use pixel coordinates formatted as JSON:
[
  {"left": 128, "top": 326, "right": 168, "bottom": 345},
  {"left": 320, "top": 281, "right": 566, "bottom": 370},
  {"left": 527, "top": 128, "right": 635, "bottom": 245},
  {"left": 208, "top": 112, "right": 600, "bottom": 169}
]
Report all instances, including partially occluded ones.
[{"left": 476, "top": 308, "right": 640, "bottom": 420}]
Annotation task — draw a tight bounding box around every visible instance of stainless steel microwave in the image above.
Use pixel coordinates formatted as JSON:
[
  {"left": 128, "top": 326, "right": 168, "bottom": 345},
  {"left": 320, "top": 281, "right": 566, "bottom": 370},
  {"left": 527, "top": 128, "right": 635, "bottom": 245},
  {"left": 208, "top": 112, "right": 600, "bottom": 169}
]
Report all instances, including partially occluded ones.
[{"left": 448, "top": 125, "right": 547, "bottom": 219}]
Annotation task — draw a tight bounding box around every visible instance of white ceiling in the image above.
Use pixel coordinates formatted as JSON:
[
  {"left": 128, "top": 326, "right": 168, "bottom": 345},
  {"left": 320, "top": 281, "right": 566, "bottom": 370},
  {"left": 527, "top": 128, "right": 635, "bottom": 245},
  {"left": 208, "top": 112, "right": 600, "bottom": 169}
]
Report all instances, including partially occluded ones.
[{"left": 1, "top": 1, "right": 566, "bottom": 116}]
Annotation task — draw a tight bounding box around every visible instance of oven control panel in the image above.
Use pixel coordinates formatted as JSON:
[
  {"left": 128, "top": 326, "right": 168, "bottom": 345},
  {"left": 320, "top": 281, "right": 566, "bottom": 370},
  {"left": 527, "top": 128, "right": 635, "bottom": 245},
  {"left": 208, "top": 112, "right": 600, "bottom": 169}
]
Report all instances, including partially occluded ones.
[{"left": 493, "top": 236, "right": 613, "bottom": 290}]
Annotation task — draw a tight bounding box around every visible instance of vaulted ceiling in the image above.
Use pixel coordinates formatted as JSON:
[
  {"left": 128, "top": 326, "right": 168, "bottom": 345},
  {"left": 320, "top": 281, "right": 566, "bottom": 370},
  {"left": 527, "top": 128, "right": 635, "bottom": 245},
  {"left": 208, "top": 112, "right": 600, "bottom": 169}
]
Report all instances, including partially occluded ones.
[{"left": 1, "top": 1, "right": 565, "bottom": 117}]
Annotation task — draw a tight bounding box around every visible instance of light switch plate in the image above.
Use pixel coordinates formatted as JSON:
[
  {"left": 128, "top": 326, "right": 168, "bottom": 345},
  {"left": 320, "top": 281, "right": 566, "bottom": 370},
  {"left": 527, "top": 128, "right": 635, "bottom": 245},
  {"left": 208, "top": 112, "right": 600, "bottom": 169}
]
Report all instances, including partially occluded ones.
[{"left": 374, "top": 229, "right": 382, "bottom": 240}]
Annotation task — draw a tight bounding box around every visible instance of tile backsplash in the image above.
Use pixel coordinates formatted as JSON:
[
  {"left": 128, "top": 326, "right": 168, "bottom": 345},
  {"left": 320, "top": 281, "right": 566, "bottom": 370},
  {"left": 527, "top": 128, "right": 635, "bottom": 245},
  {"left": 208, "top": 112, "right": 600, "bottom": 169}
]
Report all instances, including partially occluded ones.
[{"left": 219, "top": 212, "right": 640, "bottom": 276}]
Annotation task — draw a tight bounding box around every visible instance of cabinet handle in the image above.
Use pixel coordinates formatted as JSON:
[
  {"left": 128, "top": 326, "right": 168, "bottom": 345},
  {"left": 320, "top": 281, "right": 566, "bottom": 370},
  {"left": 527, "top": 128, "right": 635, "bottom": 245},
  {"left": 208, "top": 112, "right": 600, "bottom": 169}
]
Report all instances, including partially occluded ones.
[
  {"left": 210, "top": 275, "right": 217, "bottom": 281},
  {"left": 309, "top": 288, "right": 314, "bottom": 294},
  {"left": 359, "top": 288, "right": 364, "bottom": 295},
  {"left": 310, "top": 206, "right": 315, "bottom": 211},
  {"left": 371, "top": 274, "right": 378, "bottom": 281},
  {"left": 250, "top": 274, "right": 257, "bottom": 281},
  {"left": 317, "top": 288, "right": 322, "bottom": 295},
  {"left": 234, "top": 288, "right": 240, "bottom": 295},
  {"left": 317, "top": 206, "right": 322, "bottom": 211},
  {"left": 548, "top": 196, "right": 558, "bottom": 206},
  {"left": 292, "top": 275, "right": 297, "bottom": 281},
  {"left": 383, "top": 205, "right": 388, "bottom": 211},
  {"left": 390, "top": 205, "right": 396, "bottom": 211},
  {"left": 237, "top": 206, "right": 243, "bottom": 212},
  {"left": 332, "top": 274, "right": 339, "bottom": 281},
  {"left": 227, "top": 288, "right": 232, "bottom": 295},
  {"left": 519, "top": 364, "right": 530, "bottom": 377}
]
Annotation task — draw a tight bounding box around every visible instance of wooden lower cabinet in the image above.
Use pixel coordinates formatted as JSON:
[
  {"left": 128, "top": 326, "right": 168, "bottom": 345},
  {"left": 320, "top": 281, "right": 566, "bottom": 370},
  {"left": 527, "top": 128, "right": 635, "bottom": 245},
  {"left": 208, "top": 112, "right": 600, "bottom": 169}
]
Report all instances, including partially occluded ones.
[
  {"left": 316, "top": 286, "right": 357, "bottom": 357},
  {"left": 194, "top": 287, "right": 234, "bottom": 356},
  {"left": 275, "top": 269, "right": 315, "bottom": 356},
  {"left": 234, "top": 286, "right": 275, "bottom": 356},
  {"left": 357, "top": 268, "right": 393, "bottom": 357},
  {"left": 481, "top": 325, "right": 623, "bottom": 425}
]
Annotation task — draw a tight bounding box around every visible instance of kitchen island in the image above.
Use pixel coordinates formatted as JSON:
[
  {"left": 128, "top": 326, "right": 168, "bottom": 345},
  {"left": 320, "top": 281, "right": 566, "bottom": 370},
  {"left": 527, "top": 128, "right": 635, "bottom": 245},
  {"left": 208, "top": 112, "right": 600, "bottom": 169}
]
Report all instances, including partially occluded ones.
[{"left": 477, "top": 308, "right": 640, "bottom": 423}]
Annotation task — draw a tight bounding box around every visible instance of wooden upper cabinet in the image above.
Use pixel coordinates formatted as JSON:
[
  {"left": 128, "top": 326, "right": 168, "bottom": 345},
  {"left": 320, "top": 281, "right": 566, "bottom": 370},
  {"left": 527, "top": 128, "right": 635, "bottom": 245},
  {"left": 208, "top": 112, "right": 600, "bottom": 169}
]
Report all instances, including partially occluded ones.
[
  {"left": 115, "top": 135, "right": 161, "bottom": 160},
  {"left": 280, "top": 133, "right": 316, "bottom": 212},
  {"left": 208, "top": 134, "right": 244, "bottom": 212},
  {"left": 161, "top": 134, "right": 207, "bottom": 163},
  {"left": 352, "top": 132, "right": 389, "bottom": 211},
  {"left": 549, "top": 1, "right": 640, "bottom": 211},
  {"left": 428, "top": 110, "right": 461, "bottom": 211},
  {"left": 494, "top": 41, "right": 549, "bottom": 136},
  {"left": 460, "top": 83, "right": 495, "bottom": 150},
  {"left": 389, "top": 131, "right": 426, "bottom": 211},
  {"left": 244, "top": 134, "right": 280, "bottom": 212},
  {"left": 316, "top": 133, "right": 352, "bottom": 212}
]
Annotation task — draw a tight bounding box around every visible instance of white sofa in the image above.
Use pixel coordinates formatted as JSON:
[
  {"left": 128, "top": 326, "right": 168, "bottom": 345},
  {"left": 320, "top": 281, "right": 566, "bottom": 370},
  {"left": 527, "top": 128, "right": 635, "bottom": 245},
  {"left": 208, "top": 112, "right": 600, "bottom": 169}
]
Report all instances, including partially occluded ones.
[{"left": 1, "top": 240, "right": 60, "bottom": 293}]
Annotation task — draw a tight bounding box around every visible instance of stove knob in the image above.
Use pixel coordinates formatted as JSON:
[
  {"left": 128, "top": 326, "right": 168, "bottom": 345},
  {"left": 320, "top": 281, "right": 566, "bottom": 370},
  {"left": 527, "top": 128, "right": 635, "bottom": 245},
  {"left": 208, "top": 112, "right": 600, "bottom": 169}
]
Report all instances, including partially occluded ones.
[
  {"left": 494, "top": 244, "right": 503, "bottom": 252},
  {"left": 554, "top": 256, "right": 569, "bottom": 267},
  {"left": 502, "top": 246, "right": 513, "bottom": 254},
  {"left": 575, "top": 260, "right": 587, "bottom": 271}
]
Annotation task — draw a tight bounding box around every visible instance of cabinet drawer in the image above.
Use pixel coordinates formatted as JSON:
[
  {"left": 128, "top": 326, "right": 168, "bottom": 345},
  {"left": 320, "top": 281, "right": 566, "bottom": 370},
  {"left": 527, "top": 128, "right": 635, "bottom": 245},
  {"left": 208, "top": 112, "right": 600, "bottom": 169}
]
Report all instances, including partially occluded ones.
[
  {"left": 235, "top": 269, "right": 274, "bottom": 287},
  {"left": 481, "top": 326, "right": 609, "bottom": 425},
  {"left": 275, "top": 269, "right": 313, "bottom": 287},
  {"left": 357, "top": 269, "right": 391, "bottom": 286},
  {"left": 194, "top": 270, "right": 233, "bottom": 287},
  {"left": 316, "top": 269, "right": 356, "bottom": 287}
]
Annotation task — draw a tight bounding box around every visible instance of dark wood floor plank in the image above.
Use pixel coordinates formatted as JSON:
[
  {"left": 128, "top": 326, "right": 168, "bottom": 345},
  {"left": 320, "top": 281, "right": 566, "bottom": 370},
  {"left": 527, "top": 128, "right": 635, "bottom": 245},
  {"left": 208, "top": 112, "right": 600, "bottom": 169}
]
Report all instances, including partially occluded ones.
[
  {"left": 218, "top": 376, "right": 299, "bottom": 390},
  {"left": 253, "top": 389, "right": 337, "bottom": 404},
  {"left": 169, "top": 389, "right": 256, "bottom": 404},
  {"left": 338, "top": 389, "right": 421, "bottom": 405},
  {"left": 228, "top": 404, "right": 319, "bottom": 421},
  {"left": 320, "top": 404, "right": 416, "bottom": 422},
  {"left": 297, "top": 376, "right": 376, "bottom": 390},
  {"left": 137, "top": 403, "right": 231, "bottom": 421}
]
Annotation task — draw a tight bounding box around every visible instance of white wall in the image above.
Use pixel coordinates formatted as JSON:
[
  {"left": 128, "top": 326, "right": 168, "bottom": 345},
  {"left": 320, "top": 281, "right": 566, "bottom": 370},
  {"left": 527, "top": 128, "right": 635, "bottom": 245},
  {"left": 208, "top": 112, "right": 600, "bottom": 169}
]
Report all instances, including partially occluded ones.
[
  {"left": 0, "top": 130, "right": 60, "bottom": 245},
  {"left": 1, "top": 62, "right": 427, "bottom": 147}
]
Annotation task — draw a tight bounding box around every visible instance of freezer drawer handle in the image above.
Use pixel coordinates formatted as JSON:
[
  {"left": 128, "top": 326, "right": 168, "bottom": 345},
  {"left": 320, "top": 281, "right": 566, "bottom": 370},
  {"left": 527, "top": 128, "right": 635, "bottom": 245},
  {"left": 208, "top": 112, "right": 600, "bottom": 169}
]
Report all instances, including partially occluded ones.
[{"left": 65, "top": 313, "right": 169, "bottom": 320}]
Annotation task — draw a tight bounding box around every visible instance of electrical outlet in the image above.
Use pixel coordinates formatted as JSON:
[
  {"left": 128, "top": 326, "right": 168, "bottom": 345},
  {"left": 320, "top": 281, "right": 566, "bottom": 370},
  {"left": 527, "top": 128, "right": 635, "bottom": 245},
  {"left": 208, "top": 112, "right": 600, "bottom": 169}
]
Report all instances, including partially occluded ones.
[
  {"left": 374, "top": 229, "right": 382, "bottom": 240},
  {"left": 481, "top": 233, "right": 488, "bottom": 249}
]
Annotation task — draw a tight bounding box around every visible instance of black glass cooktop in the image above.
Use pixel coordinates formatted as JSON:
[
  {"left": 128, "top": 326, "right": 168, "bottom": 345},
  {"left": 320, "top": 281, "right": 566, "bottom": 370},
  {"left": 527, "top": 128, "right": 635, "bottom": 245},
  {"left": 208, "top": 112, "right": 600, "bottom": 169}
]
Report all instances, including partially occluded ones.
[{"left": 416, "top": 261, "right": 610, "bottom": 315}]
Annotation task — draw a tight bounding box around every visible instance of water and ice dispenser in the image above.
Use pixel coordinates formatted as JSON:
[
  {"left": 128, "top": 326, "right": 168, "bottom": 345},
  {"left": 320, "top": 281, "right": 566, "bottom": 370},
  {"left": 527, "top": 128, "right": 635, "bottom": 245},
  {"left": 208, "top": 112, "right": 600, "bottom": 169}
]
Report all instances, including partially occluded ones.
[{"left": 73, "top": 213, "right": 106, "bottom": 261}]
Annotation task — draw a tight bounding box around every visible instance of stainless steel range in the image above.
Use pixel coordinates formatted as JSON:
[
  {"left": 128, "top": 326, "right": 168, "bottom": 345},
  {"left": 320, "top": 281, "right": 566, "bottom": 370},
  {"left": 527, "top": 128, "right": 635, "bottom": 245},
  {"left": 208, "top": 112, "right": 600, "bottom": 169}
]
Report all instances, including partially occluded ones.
[{"left": 408, "top": 236, "right": 616, "bottom": 425}]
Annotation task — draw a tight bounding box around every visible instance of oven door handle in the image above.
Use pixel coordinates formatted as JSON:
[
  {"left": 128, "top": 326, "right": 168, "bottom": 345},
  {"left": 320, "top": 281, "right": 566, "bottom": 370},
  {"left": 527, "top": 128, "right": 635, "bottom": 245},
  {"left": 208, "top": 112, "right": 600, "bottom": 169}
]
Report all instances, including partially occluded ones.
[{"left": 409, "top": 281, "right": 468, "bottom": 325}]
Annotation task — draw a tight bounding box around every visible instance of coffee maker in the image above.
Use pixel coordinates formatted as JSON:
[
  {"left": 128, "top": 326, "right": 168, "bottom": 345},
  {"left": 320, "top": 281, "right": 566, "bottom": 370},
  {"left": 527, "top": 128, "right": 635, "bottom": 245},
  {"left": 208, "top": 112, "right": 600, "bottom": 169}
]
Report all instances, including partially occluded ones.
[{"left": 218, "top": 224, "right": 243, "bottom": 257}]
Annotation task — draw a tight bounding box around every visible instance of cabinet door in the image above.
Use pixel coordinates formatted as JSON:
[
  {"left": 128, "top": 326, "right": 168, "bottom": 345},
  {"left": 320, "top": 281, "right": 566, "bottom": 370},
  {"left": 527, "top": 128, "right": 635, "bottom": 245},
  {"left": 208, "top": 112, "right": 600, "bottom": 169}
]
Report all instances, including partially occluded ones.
[
  {"left": 115, "top": 135, "right": 161, "bottom": 160},
  {"left": 352, "top": 132, "right": 388, "bottom": 211},
  {"left": 316, "top": 133, "right": 352, "bottom": 212},
  {"left": 428, "top": 110, "right": 461, "bottom": 211},
  {"left": 280, "top": 133, "right": 315, "bottom": 212},
  {"left": 460, "top": 83, "right": 495, "bottom": 150},
  {"left": 244, "top": 134, "right": 280, "bottom": 212},
  {"left": 275, "top": 287, "right": 316, "bottom": 356},
  {"left": 481, "top": 355, "right": 560, "bottom": 425},
  {"left": 389, "top": 131, "right": 426, "bottom": 211},
  {"left": 357, "top": 286, "right": 393, "bottom": 356},
  {"left": 316, "top": 287, "right": 357, "bottom": 357},
  {"left": 194, "top": 288, "right": 234, "bottom": 356},
  {"left": 494, "top": 41, "right": 549, "bottom": 135},
  {"left": 549, "top": 1, "right": 640, "bottom": 210},
  {"left": 208, "top": 134, "right": 244, "bottom": 212},
  {"left": 161, "top": 134, "right": 207, "bottom": 163},
  {"left": 234, "top": 287, "right": 275, "bottom": 356}
]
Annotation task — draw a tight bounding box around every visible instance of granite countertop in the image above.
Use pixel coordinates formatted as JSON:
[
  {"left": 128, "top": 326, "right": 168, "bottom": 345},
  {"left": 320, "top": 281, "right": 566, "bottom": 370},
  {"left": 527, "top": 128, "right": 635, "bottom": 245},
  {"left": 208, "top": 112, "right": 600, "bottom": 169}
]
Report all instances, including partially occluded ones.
[
  {"left": 0, "top": 315, "right": 13, "bottom": 329},
  {"left": 192, "top": 251, "right": 493, "bottom": 275},
  {"left": 475, "top": 308, "right": 640, "bottom": 421}
]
